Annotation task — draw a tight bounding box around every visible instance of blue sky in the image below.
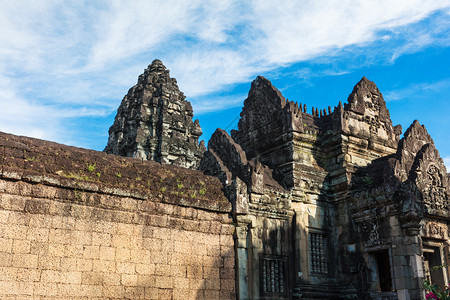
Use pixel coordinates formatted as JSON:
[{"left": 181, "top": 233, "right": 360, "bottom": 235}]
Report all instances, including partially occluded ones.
[{"left": 1, "top": 1, "right": 450, "bottom": 169}]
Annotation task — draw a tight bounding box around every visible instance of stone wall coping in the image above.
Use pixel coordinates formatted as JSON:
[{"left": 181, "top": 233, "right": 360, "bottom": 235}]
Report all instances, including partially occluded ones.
[{"left": 0, "top": 131, "right": 231, "bottom": 213}]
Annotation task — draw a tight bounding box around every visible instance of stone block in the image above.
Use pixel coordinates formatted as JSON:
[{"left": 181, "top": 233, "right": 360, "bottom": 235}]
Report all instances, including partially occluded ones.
[
  {"left": 221, "top": 278, "right": 235, "bottom": 290},
  {"left": 34, "top": 282, "right": 59, "bottom": 296},
  {"left": 173, "top": 288, "right": 191, "bottom": 300},
  {"left": 111, "top": 234, "right": 130, "bottom": 249},
  {"left": 136, "top": 263, "right": 155, "bottom": 275},
  {"left": 187, "top": 265, "right": 203, "bottom": 279},
  {"left": 206, "top": 245, "right": 220, "bottom": 257},
  {"left": 60, "top": 257, "right": 77, "bottom": 271},
  {"left": 12, "top": 253, "right": 38, "bottom": 268},
  {"left": 157, "top": 288, "right": 174, "bottom": 299},
  {"left": 80, "top": 284, "right": 103, "bottom": 297},
  {"left": 0, "top": 238, "right": 13, "bottom": 252},
  {"left": 204, "top": 289, "right": 220, "bottom": 299},
  {"left": 203, "top": 267, "right": 219, "bottom": 279},
  {"left": 0, "top": 281, "right": 32, "bottom": 295},
  {"left": 116, "top": 247, "right": 131, "bottom": 262},
  {"left": 116, "top": 262, "right": 135, "bottom": 274},
  {"left": 220, "top": 235, "right": 234, "bottom": 247},
  {"left": 6, "top": 211, "right": 26, "bottom": 225},
  {"left": 155, "top": 275, "right": 173, "bottom": 289},
  {"left": 92, "top": 232, "right": 112, "bottom": 247},
  {"left": 99, "top": 246, "right": 115, "bottom": 261},
  {"left": 93, "top": 259, "right": 115, "bottom": 273},
  {"left": 155, "top": 264, "right": 171, "bottom": 277},
  {"left": 220, "top": 267, "right": 235, "bottom": 279},
  {"left": 171, "top": 265, "right": 187, "bottom": 278},
  {"left": 40, "top": 270, "right": 61, "bottom": 283},
  {"left": 102, "top": 285, "right": 124, "bottom": 298},
  {"left": 203, "top": 255, "right": 221, "bottom": 268},
  {"left": 173, "top": 277, "right": 190, "bottom": 289},
  {"left": 223, "top": 257, "right": 235, "bottom": 268},
  {"left": 76, "top": 258, "right": 93, "bottom": 272},
  {"left": 15, "top": 268, "right": 41, "bottom": 282},
  {"left": 38, "top": 256, "right": 60, "bottom": 270},
  {"left": 103, "top": 273, "right": 121, "bottom": 286},
  {"left": 205, "top": 278, "right": 221, "bottom": 290},
  {"left": 152, "top": 227, "right": 171, "bottom": 240},
  {"left": 49, "top": 228, "right": 71, "bottom": 245},
  {"left": 115, "top": 223, "right": 135, "bottom": 236},
  {"left": 120, "top": 197, "right": 138, "bottom": 211},
  {"left": 121, "top": 274, "right": 138, "bottom": 286},
  {"left": 137, "top": 274, "right": 154, "bottom": 286},
  {"left": 82, "top": 245, "right": 99, "bottom": 260},
  {"left": 2, "top": 225, "right": 28, "bottom": 239},
  {"left": 174, "top": 241, "right": 191, "bottom": 253},
  {"left": 61, "top": 271, "right": 82, "bottom": 284},
  {"left": 71, "top": 230, "right": 92, "bottom": 246},
  {"left": 27, "top": 227, "right": 49, "bottom": 243},
  {"left": 81, "top": 272, "right": 103, "bottom": 285}
]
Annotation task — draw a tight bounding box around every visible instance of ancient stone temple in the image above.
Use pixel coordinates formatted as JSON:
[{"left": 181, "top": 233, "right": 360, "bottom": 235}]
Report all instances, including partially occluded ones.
[
  {"left": 200, "top": 75, "right": 450, "bottom": 300},
  {"left": 0, "top": 61, "right": 448, "bottom": 300},
  {"left": 104, "top": 59, "right": 205, "bottom": 169}
]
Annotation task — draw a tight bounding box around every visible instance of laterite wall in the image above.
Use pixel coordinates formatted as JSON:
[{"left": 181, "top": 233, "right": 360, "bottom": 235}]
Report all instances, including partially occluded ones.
[{"left": 0, "top": 132, "right": 235, "bottom": 299}]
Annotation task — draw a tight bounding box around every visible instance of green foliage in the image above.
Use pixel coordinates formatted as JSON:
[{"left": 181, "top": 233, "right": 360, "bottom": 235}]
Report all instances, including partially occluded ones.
[
  {"left": 86, "top": 163, "right": 96, "bottom": 172},
  {"left": 176, "top": 178, "right": 184, "bottom": 189},
  {"left": 116, "top": 173, "right": 122, "bottom": 178},
  {"left": 25, "top": 156, "right": 36, "bottom": 162},
  {"left": 423, "top": 280, "right": 450, "bottom": 299},
  {"left": 96, "top": 172, "right": 101, "bottom": 178},
  {"left": 199, "top": 188, "right": 206, "bottom": 195},
  {"left": 161, "top": 187, "right": 166, "bottom": 193},
  {"left": 74, "top": 189, "right": 82, "bottom": 200},
  {"left": 362, "top": 175, "right": 373, "bottom": 186}
]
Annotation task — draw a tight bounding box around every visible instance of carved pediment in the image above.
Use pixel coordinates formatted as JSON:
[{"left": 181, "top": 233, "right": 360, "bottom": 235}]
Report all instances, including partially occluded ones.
[
  {"left": 340, "top": 77, "right": 398, "bottom": 147},
  {"left": 409, "top": 143, "right": 450, "bottom": 213}
]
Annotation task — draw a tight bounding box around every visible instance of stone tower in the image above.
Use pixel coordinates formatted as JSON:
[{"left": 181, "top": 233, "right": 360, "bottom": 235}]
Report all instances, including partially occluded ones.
[{"left": 104, "top": 59, "right": 205, "bottom": 169}]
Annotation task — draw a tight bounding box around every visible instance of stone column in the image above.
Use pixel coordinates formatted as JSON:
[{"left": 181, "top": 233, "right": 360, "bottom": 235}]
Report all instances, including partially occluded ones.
[{"left": 235, "top": 222, "right": 251, "bottom": 300}]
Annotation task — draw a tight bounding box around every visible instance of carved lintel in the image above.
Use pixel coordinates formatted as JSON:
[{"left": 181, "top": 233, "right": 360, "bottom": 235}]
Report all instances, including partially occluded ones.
[{"left": 422, "top": 220, "right": 447, "bottom": 240}]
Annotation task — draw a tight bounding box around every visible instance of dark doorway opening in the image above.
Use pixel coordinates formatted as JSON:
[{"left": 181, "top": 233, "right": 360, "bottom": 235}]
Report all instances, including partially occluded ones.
[
  {"left": 424, "top": 247, "right": 445, "bottom": 289},
  {"left": 374, "top": 250, "right": 393, "bottom": 292}
]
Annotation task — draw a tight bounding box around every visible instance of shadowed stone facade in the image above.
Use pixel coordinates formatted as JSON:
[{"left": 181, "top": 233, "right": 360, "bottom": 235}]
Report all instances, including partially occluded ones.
[
  {"left": 200, "top": 75, "right": 450, "bottom": 300},
  {"left": 105, "top": 59, "right": 205, "bottom": 169}
]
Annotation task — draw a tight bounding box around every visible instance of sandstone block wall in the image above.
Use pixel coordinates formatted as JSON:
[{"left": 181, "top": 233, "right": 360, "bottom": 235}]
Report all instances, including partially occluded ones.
[{"left": 0, "top": 132, "right": 235, "bottom": 300}]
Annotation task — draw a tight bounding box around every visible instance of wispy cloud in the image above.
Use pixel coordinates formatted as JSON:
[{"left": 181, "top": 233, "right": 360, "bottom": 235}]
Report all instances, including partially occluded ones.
[
  {"left": 192, "top": 94, "right": 247, "bottom": 115},
  {"left": 0, "top": 0, "right": 449, "bottom": 148},
  {"left": 444, "top": 156, "right": 450, "bottom": 173},
  {"left": 384, "top": 79, "right": 450, "bottom": 101}
]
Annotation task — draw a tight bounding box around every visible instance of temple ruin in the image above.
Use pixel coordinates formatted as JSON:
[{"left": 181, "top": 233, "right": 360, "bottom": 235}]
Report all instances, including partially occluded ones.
[{"left": 0, "top": 59, "right": 448, "bottom": 299}]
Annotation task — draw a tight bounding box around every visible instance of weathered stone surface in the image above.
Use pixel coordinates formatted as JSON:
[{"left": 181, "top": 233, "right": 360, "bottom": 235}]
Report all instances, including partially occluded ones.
[
  {"left": 0, "top": 131, "right": 229, "bottom": 211},
  {"left": 201, "top": 75, "right": 450, "bottom": 300},
  {"left": 105, "top": 59, "right": 205, "bottom": 169},
  {"left": 0, "top": 130, "right": 235, "bottom": 300}
]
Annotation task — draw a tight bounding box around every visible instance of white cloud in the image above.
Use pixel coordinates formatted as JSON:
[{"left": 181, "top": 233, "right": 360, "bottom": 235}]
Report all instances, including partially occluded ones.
[
  {"left": 384, "top": 79, "right": 450, "bottom": 102},
  {"left": 192, "top": 94, "right": 247, "bottom": 115},
  {"left": 444, "top": 156, "right": 450, "bottom": 173}
]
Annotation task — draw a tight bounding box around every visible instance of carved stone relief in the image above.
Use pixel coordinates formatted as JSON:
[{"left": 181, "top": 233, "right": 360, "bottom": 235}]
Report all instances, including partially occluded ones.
[
  {"left": 423, "top": 164, "right": 448, "bottom": 210},
  {"left": 359, "top": 220, "right": 381, "bottom": 247},
  {"left": 422, "top": 220, "right": 447, "bottom": 240}
]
